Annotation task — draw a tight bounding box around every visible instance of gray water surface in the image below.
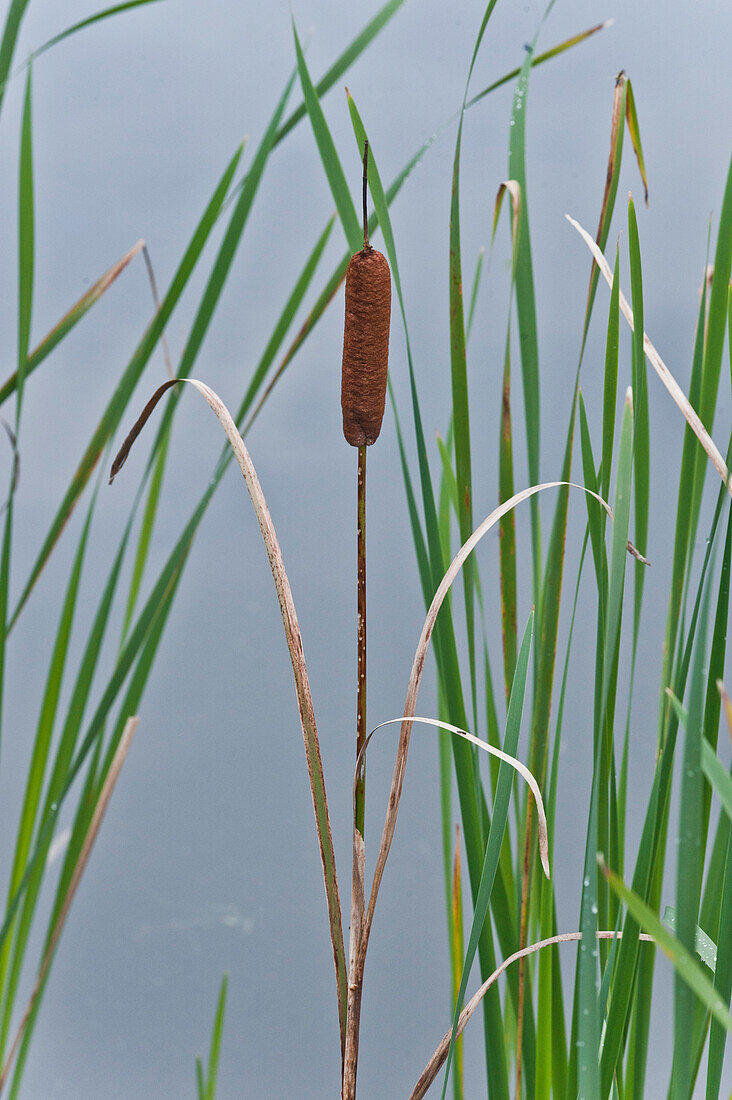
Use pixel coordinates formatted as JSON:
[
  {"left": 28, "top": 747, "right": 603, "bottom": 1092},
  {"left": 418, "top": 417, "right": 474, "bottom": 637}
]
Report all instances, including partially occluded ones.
[{"left": 0, "top": 0, "right": 730, "bottom": 1096}]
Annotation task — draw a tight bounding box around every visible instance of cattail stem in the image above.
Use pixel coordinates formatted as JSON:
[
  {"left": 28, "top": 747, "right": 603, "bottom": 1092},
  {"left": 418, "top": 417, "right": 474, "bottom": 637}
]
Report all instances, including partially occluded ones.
[
  {"left": 355, "top": 444, "right": 367, "bottom": 837},
  {"left": 362, "top": 141, "right": 369, "bottom": 249}
]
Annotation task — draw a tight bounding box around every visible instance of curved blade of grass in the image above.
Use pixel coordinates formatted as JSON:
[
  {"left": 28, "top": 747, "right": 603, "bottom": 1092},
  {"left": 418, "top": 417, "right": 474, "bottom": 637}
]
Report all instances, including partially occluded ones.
[
  {"left": 9, "top": 139, "right": 243, "bottom": 628},
  {"left": 109, "top": 377, "right": 348, "bottom": 1054},
  {"left": 0, "top": 239, "right": 146, "bottom": 409},
  {"left": 293, "top": 19, "right": 360, "bottom": 251},
  {"left": 567, "top": 214, "right": 732, "bottom": 493},
  {"left": 119, "top": 415, "right": 172, "bottom": 643},
  {"left": 439, "top": 612, "right": 537, "bottom": 1100},
  {"left": 410, "top": 929, "right": 655, "bottom": 1100},
  {"left": 600, "top": 858, "right": 732, "bottom": 1034},
  {"left": 359, "top": 706, "right": 548, "bottom": 877},
  {"left": 31, "top": 1, "right": 166, "bottom": 61}
]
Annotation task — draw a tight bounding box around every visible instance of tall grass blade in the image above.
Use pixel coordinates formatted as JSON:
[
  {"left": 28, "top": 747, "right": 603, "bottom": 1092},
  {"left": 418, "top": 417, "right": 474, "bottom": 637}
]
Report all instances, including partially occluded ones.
[
  {"left": 16, "top": 65, "right": 33, "bottom": 427},
  {"left": 671, "top": 558, "right": 710, "bottom": 1097},
  {"left": 293, "top": 21, "right": 360, "bottom": 252},
  {"left": 204, "top": 973, "right": 228, "bottom": 1100},
  {"left": 706, "top": 829, "right": 732, "bottom": 1099},
  {"left": 439, "top": 613, "right": 536, "bottom": 1099}
]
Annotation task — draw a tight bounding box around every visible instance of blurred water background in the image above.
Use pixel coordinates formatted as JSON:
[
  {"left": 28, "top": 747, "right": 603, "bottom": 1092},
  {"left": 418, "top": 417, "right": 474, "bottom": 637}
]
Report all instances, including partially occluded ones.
[{"left": 0, "top": 0, "right": 730, "bottom": 1095}]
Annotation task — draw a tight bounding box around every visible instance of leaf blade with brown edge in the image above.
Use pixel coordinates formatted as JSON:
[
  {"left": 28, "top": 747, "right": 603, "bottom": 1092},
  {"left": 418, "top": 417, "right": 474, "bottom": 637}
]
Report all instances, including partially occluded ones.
[{"left": 0, "top": 239, "right": 145, "bottom": 409}]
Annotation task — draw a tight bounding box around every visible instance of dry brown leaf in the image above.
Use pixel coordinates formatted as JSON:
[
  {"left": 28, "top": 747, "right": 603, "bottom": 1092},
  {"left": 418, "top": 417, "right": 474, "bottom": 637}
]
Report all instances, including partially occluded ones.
[
  {"left": 410, "top": 929, "right": 654, "bottom": 1099},
  {"left": 110, "top": 378, "right": 348, "bottom": 1056},
  {"left": 567, "top": 214, "right": 732, "bottom": 494},
  {"left": 360, "top": 716, "right": 550, "bottom": 879}
]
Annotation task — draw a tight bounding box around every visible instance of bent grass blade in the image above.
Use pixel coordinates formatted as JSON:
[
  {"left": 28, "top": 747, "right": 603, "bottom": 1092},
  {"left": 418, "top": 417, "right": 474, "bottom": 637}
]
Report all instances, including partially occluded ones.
[{"left": 109, "top": 377, "right": 348, "bottom": 1056}]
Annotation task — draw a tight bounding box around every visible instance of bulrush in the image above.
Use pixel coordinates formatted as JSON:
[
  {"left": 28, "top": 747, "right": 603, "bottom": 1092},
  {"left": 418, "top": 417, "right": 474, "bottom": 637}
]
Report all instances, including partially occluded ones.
[{"left": 340, "top": 142, "right": 391, "bottom": 446}]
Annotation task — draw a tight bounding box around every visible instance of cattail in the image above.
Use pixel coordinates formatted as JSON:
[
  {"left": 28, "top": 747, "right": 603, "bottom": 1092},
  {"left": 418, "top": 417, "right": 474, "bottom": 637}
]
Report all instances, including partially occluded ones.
[{"left": 340, "top": 143, "right": 391, "bottom": 446}]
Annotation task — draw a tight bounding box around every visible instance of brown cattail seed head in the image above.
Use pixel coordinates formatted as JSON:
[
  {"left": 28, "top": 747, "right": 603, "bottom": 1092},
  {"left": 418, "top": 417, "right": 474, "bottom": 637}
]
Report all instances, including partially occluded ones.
[{"left": 341, "top": 245, "right": 391, "bottom": 446}]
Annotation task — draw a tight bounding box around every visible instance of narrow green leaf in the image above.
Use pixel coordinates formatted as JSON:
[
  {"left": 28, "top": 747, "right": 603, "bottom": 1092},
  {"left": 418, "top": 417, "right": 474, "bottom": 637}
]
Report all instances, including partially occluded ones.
[
  {"left": 0, "top": 483, "right": 98, "bottom": 1052},
  {"left": 0, "top": 0, "right": 30, "bottom": 121},
  {"left": 440, "top": 612, "right": 535, "bottom": 1100},
  {"left": 601, "top": 247, "right": 621, "bottom": 505},
  {"left": 466, "top": 20, "right": 610, "bottom": 111},
  {"left": 32, "top": 1, "right": 167, "bottom": 62},
  {"left": 688, "top": 156, "right": 732, "bottom": 551},
  {"left": 602, "top": 860, "right": 732, "bottom": 1035},
  {"left": 293, "top": 20, "right": 361, "bottom": 251},
  {"left": 17, "top": 64, "right": 34, "bottom": 428},
  {"left": 706, "top": 831, "right": 732, "bottom": 1099},
  {"left": 206, "top": 973, "right": 228, "bottom": 1100},
  {"left": 672, "top": 565, "right": 709, "bottom": 1098},
  {"left": 466, "top": 247, "right": 485, "bottom": 343},
  {"left": 276, "top": 0, "right": 409, "bottom": 146},
  {"left": 661, "top": 906, "right": 717, "bottom": 971},
  {"left": 702, "top": 740, "right": 732, "bottom": 823},
  {"left": 624, "top": 80, "right": 648, "bottom": 205}
]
